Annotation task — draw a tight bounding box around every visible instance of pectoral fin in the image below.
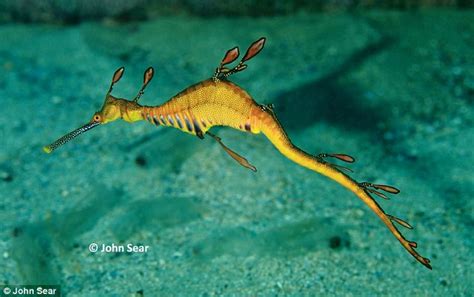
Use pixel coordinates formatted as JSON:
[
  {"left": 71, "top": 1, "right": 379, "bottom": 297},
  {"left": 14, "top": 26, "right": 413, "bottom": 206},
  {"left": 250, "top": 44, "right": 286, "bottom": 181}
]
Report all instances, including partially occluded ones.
[{"left": 207, "top": 132, "right": 257, "bottom": 172}]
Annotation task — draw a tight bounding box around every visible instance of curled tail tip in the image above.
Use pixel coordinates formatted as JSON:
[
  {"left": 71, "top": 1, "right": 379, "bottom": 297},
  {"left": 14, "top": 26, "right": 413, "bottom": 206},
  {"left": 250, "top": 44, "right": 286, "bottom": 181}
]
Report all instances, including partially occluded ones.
[
  {"left": 420, "top": 257, "right": 432, "bottom": 270},
  {"left": 405, "top": 240, "right": 432, "bottom": 269}
]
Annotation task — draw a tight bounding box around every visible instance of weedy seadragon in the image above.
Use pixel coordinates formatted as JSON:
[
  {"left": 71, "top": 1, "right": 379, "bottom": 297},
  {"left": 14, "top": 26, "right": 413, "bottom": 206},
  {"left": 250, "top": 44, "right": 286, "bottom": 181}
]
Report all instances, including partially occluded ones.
[{"left": 44, "top": 38, "right": 431, "bottom": 269}]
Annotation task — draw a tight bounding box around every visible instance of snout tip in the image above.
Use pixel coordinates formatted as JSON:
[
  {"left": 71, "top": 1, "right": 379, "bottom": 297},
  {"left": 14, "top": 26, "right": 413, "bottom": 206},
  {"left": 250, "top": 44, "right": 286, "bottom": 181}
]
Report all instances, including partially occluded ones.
[{"left": 42, "top": 146, "right": 52, "bottom": 154}]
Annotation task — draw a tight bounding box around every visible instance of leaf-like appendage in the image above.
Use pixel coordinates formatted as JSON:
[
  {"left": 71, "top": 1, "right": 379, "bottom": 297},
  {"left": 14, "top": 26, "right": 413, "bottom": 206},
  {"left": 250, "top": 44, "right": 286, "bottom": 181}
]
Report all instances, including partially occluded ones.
[
  {"left": 112, "top": 67, "right": 125, "bottom": 84},
  {"left": 242, "top": 37, "right": 266, "bottom": 62},
  {"left": 143, "top": 67, "right": 154, "bottom": 85},
  {"left": 221, "top": 47, "right": 240, "bottom": 66}
]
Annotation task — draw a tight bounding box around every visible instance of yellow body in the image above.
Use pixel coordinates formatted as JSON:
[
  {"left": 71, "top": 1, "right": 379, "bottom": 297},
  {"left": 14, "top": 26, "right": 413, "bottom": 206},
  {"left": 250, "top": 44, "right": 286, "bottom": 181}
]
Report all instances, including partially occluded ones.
[{"left": 139, "top": 79, "right": 257, "bottom": 136}]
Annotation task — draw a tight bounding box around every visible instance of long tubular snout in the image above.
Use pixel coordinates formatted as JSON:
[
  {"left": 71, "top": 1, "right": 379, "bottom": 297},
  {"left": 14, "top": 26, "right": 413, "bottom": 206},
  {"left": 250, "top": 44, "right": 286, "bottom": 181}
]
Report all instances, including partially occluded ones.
[{"left": 43, "top": 122, "right": 100, "bottom": 153}]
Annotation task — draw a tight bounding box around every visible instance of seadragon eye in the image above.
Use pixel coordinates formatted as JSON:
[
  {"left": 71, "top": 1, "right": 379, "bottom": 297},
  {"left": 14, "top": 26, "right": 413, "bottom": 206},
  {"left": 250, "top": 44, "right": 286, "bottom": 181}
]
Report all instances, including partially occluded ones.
[{"left": 93, "top": 114, "right": 101, "bottom": 122}]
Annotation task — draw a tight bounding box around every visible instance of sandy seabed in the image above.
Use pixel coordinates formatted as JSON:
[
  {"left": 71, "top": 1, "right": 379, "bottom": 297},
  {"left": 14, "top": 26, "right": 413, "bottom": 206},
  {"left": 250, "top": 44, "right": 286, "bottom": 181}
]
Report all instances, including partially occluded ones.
[{"left": 0, "top": 10, "right": 473, "bottom": 296}]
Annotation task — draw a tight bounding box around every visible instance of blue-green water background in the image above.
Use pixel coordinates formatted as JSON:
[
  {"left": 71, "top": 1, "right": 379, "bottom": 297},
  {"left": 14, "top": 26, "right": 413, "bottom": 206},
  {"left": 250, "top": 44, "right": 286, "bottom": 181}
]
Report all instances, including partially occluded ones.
[{"left": 0, "top": 3, "right": 473, "bottom": 296}]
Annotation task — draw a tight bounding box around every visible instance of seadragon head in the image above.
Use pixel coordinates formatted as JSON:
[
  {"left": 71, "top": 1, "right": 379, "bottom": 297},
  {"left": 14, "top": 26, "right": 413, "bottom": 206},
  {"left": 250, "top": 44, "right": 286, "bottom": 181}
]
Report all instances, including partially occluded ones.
[{"left": 43, "top": 67, "right": 154, "bottom": 153}]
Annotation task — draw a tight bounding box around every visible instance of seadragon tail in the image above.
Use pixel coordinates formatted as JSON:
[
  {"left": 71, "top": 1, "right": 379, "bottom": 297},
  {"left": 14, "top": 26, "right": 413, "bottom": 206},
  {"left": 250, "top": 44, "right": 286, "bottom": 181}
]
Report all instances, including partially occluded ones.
[{"left": 254, "top": 106, "right": 431, "bottom": 269}]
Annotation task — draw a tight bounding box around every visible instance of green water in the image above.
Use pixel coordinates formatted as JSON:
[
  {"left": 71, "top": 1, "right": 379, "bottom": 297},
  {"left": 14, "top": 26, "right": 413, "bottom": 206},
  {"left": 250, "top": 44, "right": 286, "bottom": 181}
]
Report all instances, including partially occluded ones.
[{"left": 0, "top": 9, "right": 473, "bottom": 296}]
